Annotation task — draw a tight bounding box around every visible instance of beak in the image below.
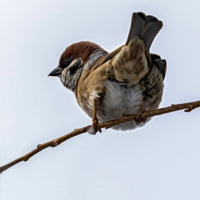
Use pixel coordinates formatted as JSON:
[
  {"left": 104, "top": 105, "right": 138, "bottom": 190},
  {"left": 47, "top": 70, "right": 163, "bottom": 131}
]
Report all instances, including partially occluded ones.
[{"left": 48, "top": 67, "right": 62, "bottom": 77}]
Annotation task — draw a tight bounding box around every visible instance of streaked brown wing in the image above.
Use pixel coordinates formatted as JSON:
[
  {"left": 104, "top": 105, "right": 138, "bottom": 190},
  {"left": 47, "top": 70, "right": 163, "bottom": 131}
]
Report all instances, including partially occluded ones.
[
  {"left": 88, "top": 45, "right": 124, "bottom": 75},
  {"left": 97, "top": 45, "right": 124, "bottom": 67}
]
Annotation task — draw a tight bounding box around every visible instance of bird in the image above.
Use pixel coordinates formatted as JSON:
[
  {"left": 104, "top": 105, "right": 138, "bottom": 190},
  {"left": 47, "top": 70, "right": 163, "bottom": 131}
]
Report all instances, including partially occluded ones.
[{"left": 48, "top": 12, "right": 166, "bottom": 134}]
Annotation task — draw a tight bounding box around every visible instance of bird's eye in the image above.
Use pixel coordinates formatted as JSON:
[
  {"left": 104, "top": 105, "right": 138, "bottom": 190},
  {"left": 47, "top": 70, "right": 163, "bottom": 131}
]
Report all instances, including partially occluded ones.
[{"left": 63, "top": 58, "right": 72, "bottom": 67}]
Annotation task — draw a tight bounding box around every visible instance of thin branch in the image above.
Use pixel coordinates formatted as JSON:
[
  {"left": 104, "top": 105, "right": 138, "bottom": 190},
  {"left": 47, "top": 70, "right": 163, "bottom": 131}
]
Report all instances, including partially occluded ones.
[{"left": 0, "top": 100, "right": 200, "bottom": 174}]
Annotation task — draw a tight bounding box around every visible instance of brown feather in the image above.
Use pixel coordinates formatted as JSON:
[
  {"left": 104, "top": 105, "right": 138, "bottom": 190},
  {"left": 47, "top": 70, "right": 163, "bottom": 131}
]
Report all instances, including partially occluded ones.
[
  {"left": 59, "top": 41, "right": 107, "bottom": 65},
  {"left": 140, "top": 64, "right": 164, "bottom": 110}
]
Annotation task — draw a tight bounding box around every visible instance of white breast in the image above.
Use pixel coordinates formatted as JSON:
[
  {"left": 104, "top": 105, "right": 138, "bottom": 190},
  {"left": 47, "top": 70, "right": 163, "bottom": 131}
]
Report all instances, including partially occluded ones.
[{"left": 98, "top": 80, "right": 150, "bottom": 130}]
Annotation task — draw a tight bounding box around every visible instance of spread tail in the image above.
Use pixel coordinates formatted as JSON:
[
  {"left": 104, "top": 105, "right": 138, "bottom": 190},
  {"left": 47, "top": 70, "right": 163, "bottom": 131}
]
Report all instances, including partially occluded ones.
[{"left": 126, "top": 12, "right": 163, "bottom": 51}]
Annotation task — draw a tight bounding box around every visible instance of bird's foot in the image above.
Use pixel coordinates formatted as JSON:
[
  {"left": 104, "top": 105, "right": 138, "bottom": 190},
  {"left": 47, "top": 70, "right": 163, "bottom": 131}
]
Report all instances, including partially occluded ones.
[
  {"left": 87, "top": 118, "right": 102, "bottom": 135},
  {"left": 135, "top": 102, "right": 146, "bottom": 125}
]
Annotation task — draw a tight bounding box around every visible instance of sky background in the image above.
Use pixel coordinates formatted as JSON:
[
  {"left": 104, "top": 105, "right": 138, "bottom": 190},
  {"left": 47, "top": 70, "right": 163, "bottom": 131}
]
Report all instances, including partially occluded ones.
[{"left": 1, "top": 0, "right": 200, "bottom": 199}]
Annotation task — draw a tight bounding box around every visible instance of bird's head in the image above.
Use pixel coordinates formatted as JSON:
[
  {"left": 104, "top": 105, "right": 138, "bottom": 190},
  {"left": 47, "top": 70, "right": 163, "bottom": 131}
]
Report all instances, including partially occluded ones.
[{"left": 49, "top": 41, "right": 106, "bottom": 92}]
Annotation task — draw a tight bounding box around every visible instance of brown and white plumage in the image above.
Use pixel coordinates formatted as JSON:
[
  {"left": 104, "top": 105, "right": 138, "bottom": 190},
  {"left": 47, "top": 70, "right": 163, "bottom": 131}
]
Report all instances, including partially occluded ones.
[{"left": 49, "top": 12, "right": 167, "bottom": 133}]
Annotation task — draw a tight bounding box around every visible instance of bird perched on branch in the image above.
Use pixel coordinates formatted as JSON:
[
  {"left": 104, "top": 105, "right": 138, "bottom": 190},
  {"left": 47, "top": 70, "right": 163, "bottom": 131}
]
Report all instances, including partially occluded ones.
[{"left": 49, "top": 12, "right": 166, "bottom": 134}]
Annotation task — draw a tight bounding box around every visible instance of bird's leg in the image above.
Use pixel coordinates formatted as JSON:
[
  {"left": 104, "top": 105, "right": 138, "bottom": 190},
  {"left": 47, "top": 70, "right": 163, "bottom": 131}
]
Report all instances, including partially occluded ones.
[
  {"left": 135, "top": 101, "right": 147, "bottom": 125},
  {"left": 87, "top": 100, "right": 102, "bottom": 135}
]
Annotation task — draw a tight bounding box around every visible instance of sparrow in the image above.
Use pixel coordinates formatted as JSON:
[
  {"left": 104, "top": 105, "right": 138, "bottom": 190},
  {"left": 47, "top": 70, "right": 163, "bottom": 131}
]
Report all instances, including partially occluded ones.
[{"left": 49, "top": 12, "right": 166, "bottom": 134}]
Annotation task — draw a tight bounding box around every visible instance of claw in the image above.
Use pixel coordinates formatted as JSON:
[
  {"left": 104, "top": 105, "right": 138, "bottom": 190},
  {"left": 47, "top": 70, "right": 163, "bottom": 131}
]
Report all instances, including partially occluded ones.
[{"left": 87, "top": 124, "right": 98, "bottom": 135}]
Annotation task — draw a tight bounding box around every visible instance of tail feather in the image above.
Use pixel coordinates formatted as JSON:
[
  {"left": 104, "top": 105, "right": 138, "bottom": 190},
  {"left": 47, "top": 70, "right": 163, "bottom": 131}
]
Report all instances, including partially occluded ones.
[
  {"left": 125, "top": 13, "right": 145, "bottom": 45},
  {"left": 126, "top": 12, "right": 163, "bottom": 51},
  {"left": 145, "top": 15, "right": 158, "bottom": 24},
  {"left": 143, "top": 17, "right": 163, "bottom": 50},
  {"left": 112, "top": 12, "right": 164, "bottom": 86}
]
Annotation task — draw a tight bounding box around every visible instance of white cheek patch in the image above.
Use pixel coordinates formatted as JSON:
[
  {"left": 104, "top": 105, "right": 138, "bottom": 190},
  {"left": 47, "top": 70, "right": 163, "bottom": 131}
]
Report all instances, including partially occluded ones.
[
  {"left": 69, "top": 59, "right": 83, "bottom": 69},
  {"left": 60, "top": 58, "right": 83, "bottom": 91}
]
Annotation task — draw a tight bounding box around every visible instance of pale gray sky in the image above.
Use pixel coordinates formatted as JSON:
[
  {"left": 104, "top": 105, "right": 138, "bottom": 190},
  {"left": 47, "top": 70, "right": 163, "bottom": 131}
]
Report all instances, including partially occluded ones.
[{"left": 1, "top": 0, "right": 200, "bottom": 199}]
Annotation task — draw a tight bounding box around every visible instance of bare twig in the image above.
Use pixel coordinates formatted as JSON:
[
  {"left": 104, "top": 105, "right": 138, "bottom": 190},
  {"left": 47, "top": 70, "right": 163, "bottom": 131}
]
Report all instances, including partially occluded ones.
[{"left": 0, "top": 100, "right": 200, "bottom": 174}]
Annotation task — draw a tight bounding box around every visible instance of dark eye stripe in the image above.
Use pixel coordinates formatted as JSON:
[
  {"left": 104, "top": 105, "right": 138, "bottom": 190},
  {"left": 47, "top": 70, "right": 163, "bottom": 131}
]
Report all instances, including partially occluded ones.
[{"left": 69, "top": 62, "right": 80, "bottom": 75}]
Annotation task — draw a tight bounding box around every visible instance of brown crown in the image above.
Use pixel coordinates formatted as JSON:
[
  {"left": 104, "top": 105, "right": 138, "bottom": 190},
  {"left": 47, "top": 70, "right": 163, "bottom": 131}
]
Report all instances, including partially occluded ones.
[{"left": 59, "top": 41, "right": 106, "bottom": 65}]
